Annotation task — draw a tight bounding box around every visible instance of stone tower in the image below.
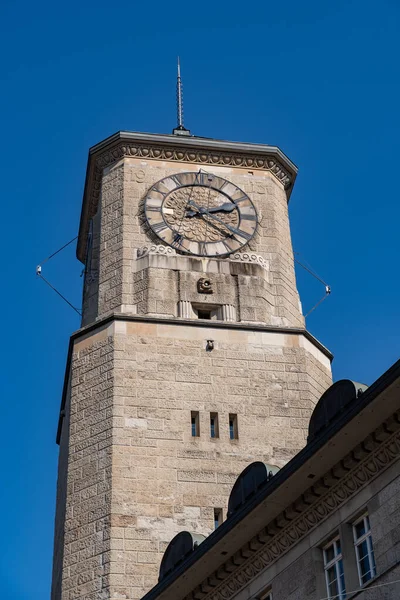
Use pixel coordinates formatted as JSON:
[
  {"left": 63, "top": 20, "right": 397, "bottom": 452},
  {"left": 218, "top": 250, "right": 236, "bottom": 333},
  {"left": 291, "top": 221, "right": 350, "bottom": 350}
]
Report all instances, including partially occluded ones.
[{"left": 51, "top": 131, "right": 332, "bottom": 600}]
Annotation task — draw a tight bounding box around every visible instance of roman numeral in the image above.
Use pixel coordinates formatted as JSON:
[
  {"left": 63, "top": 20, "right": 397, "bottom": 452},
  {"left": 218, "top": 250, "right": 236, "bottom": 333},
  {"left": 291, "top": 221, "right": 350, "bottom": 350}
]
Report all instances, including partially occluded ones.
[
  {"left": 153, "top": 187, "right": 168, "bottom": 197},
  {"left": 170, "top": 175, "right": 183, "bottom": 186},
  {"left": 152, "top": 221, "right": 168, "bottom": 234},
  {"left": 240, "top": 213, "right": 257, "bottom": 221},
  {"left": 222, "top": 240, "right": 235, "bottom": 253},
  {"left": 171, "top": 233, "right": 184, "bottom": 248},
  {"left": 234, "top": 229, "right": 252, "bottom": 242},
  {"left": 198, "top": 242, "right": 208, "bottom": 256}
]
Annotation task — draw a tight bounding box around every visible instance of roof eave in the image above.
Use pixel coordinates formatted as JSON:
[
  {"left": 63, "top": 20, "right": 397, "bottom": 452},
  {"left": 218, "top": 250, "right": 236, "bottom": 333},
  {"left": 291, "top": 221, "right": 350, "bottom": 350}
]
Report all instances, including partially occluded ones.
[{"left": 76, "top": 131, "right": 298, "bottom": 262}]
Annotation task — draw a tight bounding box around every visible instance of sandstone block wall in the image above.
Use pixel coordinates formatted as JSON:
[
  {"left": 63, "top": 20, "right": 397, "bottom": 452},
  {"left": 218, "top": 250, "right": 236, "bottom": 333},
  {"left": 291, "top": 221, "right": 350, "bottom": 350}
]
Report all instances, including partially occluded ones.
[
  {"left": 54, "top": 326, "right": 115, "bottom": 599},
  {"left": 129, "top": 255, "right": 285, "bottom": 325},
  {"left": 54, "top": 319, "right": 331, "bottom": 600}
]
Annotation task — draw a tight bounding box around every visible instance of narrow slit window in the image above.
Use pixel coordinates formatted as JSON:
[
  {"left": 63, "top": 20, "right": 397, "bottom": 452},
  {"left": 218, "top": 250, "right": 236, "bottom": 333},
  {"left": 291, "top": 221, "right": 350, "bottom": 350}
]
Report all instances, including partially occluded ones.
[
  {"left": 191, "top": 411, "right": 200, "bottom": 437},
  {"left": 353, "top": 514, "right": 376, "bottom": 585},
  {"left": 210, "top": 413, "right": 219, "bottom": 438},
  {"left": 229, "top": 414, "right": 238, "bottom": 440},
  {"left": 214, "top": 508, "right": 223, "bottom": 529},
  {"left": 323, "top": 536, "right": 346, "bottom": 600}
]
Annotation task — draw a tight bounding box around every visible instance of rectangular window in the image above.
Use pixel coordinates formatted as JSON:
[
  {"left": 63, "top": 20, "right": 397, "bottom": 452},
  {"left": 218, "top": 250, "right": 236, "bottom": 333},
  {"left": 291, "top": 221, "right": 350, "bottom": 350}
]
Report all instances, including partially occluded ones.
[
  {"left": 229, "top": 414, "right": 238, "bottom": 440},
  {"left": 191, "top": 411, "right": 200, "bottom": 437},
  {"left": 210, "top": 413, "right": 219, "bottom": 438},
  {"left": 323, "top": 537, "right": 346, "bottom": 600},
  {"left": 353, "top": 514, "right": 376, "bottom": 585},
  {"left": 198, "top": 309, "right": 212, "bottom": 320},
  {"left": 214, "top": 508, "right": 223, "bottom": 529},
  {"left": 257, "top": 590, "right": 272, "bottom": 600}
]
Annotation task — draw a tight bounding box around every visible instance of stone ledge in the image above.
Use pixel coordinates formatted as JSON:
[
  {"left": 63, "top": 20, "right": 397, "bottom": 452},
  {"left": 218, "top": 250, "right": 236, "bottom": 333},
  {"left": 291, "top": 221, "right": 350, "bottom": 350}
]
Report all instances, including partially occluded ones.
[{"left": 135, "top": 246, "right": 269, "bottom": 273}]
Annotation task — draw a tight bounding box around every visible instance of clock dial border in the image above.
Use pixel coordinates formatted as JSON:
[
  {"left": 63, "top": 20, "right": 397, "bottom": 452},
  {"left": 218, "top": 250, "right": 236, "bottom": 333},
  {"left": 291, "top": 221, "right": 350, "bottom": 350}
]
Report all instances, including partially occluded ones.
[{"left": 144, "top": 172, "right": 258, "bottom": 257}]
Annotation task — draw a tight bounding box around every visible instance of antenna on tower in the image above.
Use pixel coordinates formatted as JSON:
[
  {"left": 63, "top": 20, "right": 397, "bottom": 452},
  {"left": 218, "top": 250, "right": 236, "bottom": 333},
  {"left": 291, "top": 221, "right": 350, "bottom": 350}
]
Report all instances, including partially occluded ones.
[{"left": 173, "top": 57, "right": 191, "bottom": 136}]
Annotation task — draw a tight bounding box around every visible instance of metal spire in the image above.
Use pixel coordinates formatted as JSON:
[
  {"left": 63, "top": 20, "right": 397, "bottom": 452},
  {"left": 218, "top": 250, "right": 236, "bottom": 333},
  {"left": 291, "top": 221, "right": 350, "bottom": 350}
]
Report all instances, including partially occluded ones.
[
  {"left": 177, "top": 57, "right": 183, "bottom": 128},
  {"left": 173, "top": 57, "right": 191, "bottom": 136}
]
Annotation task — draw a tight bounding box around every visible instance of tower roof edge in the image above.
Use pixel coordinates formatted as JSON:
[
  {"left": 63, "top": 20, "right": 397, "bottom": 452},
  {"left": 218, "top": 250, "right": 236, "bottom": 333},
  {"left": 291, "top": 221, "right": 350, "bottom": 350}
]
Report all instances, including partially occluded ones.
[{"left": 77, "top": 130, "right": 298, "bottom": 262}]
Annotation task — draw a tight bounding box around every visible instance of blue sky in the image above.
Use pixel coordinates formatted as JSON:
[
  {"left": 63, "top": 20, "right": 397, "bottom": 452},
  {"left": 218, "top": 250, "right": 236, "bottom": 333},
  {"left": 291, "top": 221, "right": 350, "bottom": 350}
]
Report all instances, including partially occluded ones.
[{"left": 0, "top": 0, "right": 399, "bottom": 597}]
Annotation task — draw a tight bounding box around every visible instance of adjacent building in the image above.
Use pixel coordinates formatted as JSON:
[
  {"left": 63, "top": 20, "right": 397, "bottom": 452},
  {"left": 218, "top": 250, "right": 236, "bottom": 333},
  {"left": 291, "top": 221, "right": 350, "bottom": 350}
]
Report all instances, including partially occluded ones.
[{"left": 142, "top": 361, "right": 400, "bottom": 600}]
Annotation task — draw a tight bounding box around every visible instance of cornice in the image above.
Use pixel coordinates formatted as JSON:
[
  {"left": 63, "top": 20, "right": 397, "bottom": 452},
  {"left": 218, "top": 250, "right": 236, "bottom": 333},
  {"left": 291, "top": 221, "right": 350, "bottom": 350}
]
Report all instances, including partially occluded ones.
[
  {"left": 188, "top": 416, "right": 400, "bottom": 600},
  {"left": 136, "top": 245, "right": 270, "bottom": 272},
  {"left": 77, "top": 132, "right": 298, "bottom": 262}
]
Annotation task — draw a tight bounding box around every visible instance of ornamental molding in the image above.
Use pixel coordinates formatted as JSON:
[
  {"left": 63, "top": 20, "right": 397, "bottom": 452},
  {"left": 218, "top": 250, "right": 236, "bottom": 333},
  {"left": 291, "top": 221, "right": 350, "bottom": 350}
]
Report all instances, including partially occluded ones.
[
  {"left": 229, "top": 252, "right": 269, "bottom": 271},
  {"left": 184, "top": 415, "right": 400, "bottom": 600},
  {"left": 78, "top": 140, "right": 295, "bottom": 261},
  {"left": 135, "top": 246, "right": 269, "bottom": 271},
  {"left": 136, "top": 245, "right": 177, "bottom": 259},
  {"left": 96, "top": 142, "right": 294, "bottom": 188}
]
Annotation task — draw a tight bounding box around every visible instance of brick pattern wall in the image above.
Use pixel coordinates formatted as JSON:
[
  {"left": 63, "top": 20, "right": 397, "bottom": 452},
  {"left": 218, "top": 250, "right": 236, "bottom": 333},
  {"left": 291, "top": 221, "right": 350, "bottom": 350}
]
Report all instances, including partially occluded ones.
[
  {"left": 58, "top": 327, "right": 115, "bottom": 599},
  {"left": 97, "top": 162, "right": 126, "bottom": 318},
  {"left": 81, "top": 210, "right": 101, "bottom": 327}
]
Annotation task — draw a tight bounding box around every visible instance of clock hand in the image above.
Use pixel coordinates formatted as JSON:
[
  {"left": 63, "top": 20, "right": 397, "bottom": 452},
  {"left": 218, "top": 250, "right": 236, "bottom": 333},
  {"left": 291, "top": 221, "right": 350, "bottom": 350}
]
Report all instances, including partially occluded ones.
[
  {"left": 186, "top": 201, "right": 236, "bottom": 218},
  {"left": 187, "top": 200, "right": 248, "bottom": 239}
]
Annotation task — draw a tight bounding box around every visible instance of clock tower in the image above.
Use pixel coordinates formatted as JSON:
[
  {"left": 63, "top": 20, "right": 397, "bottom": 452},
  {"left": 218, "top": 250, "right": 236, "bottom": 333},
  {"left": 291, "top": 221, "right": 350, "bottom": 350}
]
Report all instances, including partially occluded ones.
[{"left": 51, "top": 130, "right": 332, "bottom": 600}]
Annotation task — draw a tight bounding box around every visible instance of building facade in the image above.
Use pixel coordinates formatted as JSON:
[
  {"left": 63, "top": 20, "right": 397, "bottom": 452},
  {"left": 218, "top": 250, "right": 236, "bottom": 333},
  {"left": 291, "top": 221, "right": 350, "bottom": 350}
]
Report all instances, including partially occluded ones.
[
  {"left": 51, "top": 131, "right": 332, "bottom": 600},
  {"left": 142, "top": 361, "right": 400, "bottom": 600}
]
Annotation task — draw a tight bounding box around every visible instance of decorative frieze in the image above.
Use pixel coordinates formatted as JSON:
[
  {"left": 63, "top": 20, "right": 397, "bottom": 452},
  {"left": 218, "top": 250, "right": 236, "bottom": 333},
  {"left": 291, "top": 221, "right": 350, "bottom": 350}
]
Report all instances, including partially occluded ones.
[
  {"left": 136, "top": 245, "right": 177, "bottom": 259},
  {"left": 135, "top": 246, "right": 269, "bottom": 274},
  {"left": 228, "top": 252, "right": 269, "bottom": 271},
  {"left": 96, "top": 142, "right": 293, "bottom": 189}
]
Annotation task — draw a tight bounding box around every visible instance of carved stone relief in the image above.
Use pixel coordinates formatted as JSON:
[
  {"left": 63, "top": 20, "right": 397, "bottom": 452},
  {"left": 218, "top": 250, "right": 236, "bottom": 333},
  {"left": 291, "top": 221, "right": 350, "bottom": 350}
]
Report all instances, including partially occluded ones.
[
  {"left": 136, "top": 245, "right": 177, "bottom": 259},
  {"left": 229, "top": 252, "right": 269, "bottom": 271}
]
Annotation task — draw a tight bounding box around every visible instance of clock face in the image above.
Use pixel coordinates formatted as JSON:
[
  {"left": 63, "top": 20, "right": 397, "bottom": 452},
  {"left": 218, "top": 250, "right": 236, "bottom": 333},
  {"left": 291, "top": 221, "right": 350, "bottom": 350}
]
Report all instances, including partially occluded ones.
[{"left": 144, "top": 172, "right": 257, "bottom": 257}]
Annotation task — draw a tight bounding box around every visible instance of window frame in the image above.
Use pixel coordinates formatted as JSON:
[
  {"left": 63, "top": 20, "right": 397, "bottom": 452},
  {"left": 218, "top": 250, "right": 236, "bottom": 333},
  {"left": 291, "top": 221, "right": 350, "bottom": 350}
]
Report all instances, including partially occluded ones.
[
  {"left": 229, "top": 413, "right": 238, "bottom": 440},
  {"left": 257, "top": 589, "right": 272, "bottom": 600},
  {"left": 352, "top": 513, "right": 376, "bottom": 586},
  {"left": 191, "top": 411, "right": 200, "bottom": 437},
  {"left": 213, "top": 507, "right": 223, "bottom": 529},
  {"left": 192, "top": 303, "right": 222, "bottom": 321},
  {"left": 210, "top": 412, "right": 219, "bottom": 439},
  {"left": 323, "top": 535, "right": 346, "bottom": 600}
]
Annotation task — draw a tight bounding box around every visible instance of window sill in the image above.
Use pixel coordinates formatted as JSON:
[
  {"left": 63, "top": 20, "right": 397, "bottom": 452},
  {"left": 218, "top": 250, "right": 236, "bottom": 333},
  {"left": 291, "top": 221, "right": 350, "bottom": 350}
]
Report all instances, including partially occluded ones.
[{"left": 345, "top": 573, "right": 380, "bottom": 599}]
